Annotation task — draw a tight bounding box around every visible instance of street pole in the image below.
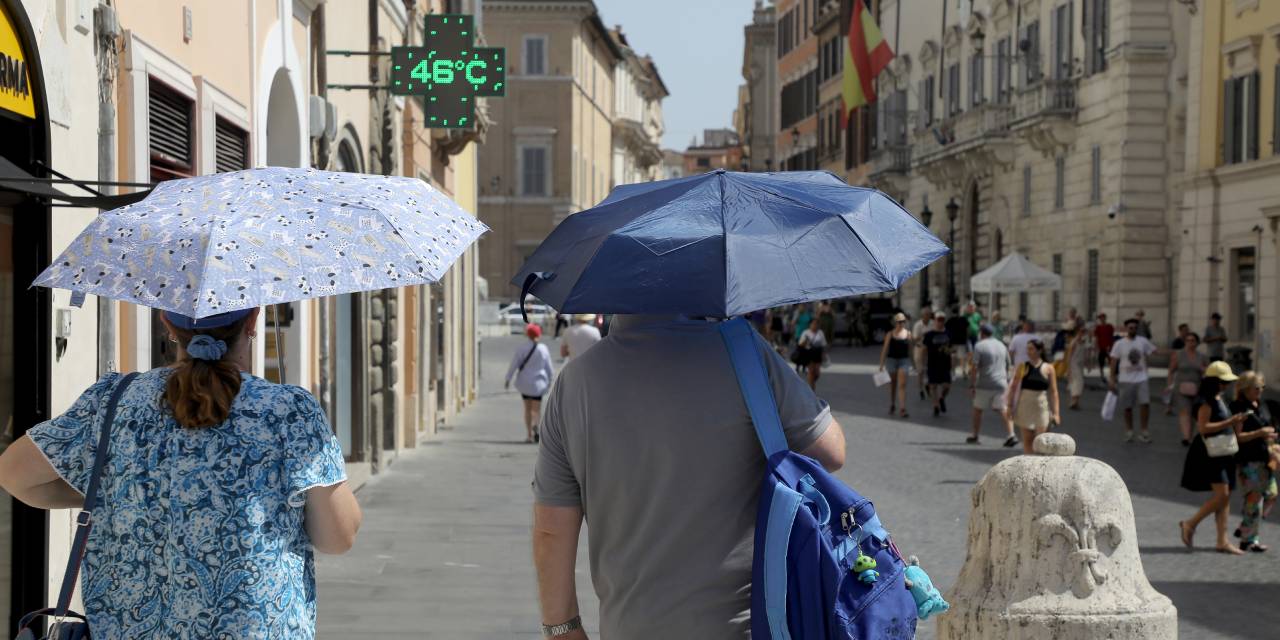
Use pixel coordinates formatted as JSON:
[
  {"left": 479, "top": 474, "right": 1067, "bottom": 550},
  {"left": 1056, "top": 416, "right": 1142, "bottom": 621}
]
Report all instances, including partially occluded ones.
[{"left": 95, "top": 2, "right": 120, "bottom": 376}]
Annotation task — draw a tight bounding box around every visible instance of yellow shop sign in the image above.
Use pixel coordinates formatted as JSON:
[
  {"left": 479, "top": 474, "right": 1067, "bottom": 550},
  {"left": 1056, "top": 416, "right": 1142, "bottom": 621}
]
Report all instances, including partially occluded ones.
[{"left": 0, "top": 3, "right": 36, "bottom": 119}]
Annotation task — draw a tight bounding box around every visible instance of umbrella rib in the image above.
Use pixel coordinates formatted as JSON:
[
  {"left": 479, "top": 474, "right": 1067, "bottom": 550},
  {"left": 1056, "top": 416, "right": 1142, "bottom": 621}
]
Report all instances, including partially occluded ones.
[{"left": 192, "top": 191, "right": 228, "bottom": 318}]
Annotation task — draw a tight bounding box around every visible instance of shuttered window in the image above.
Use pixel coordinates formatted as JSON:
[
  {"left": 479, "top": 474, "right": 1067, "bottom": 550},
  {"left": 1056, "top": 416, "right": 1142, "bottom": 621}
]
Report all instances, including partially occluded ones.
[
  {"left": 520, "top": 145, "right": 548, "bottom": 196},
  {"left": 148, "top": 80, "right": 194, "bottom": 179},
  {"left": 523, "top": 36, "right": 546, "bottom": 76},
  {"left": 215, "top": 117, "right": 249, "bottom": 173},
  {"left": 946, "top": 63, "right": 962, "bottom": 116},
  {"left": 1051, "top": 3, "right": 1073, "bottom": 80},
  {"left": 1084, "top": 0, "right": 1109, "bottom": 76},
  {"left": 1087, "top": 249, "right": 1099, "bottom": 318},
  {"left": 1021, "top": 21, "right": 1042, "bottom": 86},
  {"left": 1022, "top": 165, "right": 1032, "bottom": 216},
  {"left": 1090, "top": 145, "right": 1102, "bottom": 204},
  {"left": 970, "top": 52, "right": 984, "bottom": 107},
  {"left": 1223, "top": 72, "right": 1260, "bottom": 165}
]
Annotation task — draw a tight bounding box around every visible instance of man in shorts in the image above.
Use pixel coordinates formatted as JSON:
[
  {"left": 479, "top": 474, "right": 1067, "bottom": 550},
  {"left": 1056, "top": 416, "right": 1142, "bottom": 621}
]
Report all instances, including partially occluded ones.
[
  {"left": 912, "top": 307, "right": 934, "bottom": 399},
  {"left": 968, "top": 324, "right": 1018, "bottom": 447},
  {"left": 924, "top": 313, "right": 953, "bottom": 417},
  {"left": 1109, "top": 317, "right": 1158, "bottom": 443}
]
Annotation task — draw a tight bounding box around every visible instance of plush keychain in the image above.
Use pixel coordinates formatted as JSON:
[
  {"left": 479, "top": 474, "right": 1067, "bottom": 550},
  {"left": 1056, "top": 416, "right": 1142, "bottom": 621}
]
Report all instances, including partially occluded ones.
[
  {"left": 852, "top": 550, "right": 879, "bottom": 584},
  {"left": 902, "top": 555, "right": 950, "bottom": 620}
]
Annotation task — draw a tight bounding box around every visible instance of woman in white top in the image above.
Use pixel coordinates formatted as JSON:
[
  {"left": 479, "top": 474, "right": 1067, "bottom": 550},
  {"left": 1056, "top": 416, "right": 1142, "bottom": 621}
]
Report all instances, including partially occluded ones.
[
  {"left": 506, "top": 323, "right": 556, "bottom": 443},
  {"left": 798, "top": 318, "right": 828, "bottom": 391}
]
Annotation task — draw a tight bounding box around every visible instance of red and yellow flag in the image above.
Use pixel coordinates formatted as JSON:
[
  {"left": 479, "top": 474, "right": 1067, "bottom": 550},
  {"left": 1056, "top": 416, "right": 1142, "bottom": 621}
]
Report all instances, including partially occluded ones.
[{"left": 842, "top": 0, "right": 894, "bottom": 117}]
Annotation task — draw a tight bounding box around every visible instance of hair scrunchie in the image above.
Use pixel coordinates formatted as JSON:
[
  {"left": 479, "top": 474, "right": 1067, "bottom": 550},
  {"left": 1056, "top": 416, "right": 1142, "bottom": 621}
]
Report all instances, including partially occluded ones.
[{"left": 186, "top": 334, "right": 229, "bottom": 361}]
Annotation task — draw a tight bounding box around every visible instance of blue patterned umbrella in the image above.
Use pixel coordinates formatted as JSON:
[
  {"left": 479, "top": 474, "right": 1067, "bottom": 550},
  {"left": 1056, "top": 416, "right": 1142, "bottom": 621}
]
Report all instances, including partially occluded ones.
[{"left": 33, "top": 167, "right": 488, "bottom": 318}]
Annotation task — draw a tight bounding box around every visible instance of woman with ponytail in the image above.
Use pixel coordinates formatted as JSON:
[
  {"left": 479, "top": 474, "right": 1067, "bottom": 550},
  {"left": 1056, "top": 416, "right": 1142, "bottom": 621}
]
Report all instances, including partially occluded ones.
[{"left": 0, "top": 307, "right": 361, "bottom": 639}]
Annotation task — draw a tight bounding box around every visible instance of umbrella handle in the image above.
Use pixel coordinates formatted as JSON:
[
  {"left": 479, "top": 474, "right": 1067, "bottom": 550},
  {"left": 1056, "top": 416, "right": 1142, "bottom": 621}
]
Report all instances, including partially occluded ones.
[
  {"left": 519, "top": 272, "right": 553, "bottom": 324},
  {"left": 273, "top": 304, "right": 287, "bottom": 385}
]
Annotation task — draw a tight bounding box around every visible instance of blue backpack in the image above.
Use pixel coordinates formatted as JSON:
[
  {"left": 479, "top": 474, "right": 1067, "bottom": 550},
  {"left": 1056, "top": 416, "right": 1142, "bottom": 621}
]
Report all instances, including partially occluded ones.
[{"left": 718, "top": 318, "right": 922, "bottom": 639}]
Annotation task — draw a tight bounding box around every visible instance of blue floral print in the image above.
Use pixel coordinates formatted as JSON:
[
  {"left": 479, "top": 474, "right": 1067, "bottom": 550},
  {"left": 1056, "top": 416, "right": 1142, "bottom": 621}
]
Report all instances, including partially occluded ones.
[{"left": 28, "top": 369, "right": 346, "bottom": 639}]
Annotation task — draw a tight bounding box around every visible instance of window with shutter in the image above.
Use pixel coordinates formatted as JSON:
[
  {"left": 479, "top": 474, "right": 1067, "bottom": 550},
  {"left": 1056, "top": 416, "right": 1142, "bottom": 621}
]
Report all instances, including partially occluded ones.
[
  {"left": 1054, "top": 156, "right": 1065, "bottom": 210},
  {"left": 1052, "top": 4, "right": 1073, "bottom": 80},
  {"left": 1022, "top": 165, "right": 1032, "bottom": 216},
  {"left": 1274, "top": 66, "right": 1280, "bottom": 156},
  {"left": 214, "top": 117, "right": 249, "bottom": 174},
  {"left": 1246, "top": 71, "right": 1260, "bottom": 161},
  {"left": 947, "top": 63, "right": 961, "bottom": 116},
  {"left": 1224, "top": 78, "right": 1238, "bottom": 164},
  {"left": 1090, "top": 145, "right": 1102, "bottom": 204},
  {"left": 148, "top": 80, "right": 194, "bottom": 180},
  {"left": 523, "top": 36, "right": 547, "bottom": 76},
  {"left": 1087, "top": 249, "right": 1099, "bottom": 317},
  {"left": 1022, "top": 21, "right": 1042, "bottom": 86},
  {"left": 520, "top": 146, "right": 548, "bottom": 196},
  {"left": 970, "top": 52, "right": 984, "bottom": 106},
  {"left": 995, "top": 37, "right": 1012, "bottom": 104}
]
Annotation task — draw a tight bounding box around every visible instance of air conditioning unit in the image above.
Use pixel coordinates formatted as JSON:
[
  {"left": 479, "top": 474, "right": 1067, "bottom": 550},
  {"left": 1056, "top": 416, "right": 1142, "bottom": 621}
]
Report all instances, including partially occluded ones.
[{"left": 308, "top": 96, "right": 337, "bottom": 141}]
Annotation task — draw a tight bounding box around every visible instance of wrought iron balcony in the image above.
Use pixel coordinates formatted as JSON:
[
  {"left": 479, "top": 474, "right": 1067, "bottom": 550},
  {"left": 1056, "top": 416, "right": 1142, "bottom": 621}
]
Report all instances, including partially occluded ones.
[
  {"left": 870, "top": 144, "right": 912, "bottom": 176},
  {"left": 1012, "top": 79, "right": 1078, "bottom": 124}
]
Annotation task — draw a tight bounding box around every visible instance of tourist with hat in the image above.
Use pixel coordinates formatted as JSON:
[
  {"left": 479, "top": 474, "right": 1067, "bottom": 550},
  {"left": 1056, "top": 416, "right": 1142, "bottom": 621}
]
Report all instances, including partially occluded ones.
[
  {"left": 560, "top": 313, "right": 602, "bottom": 362},
  {"left": 879, "top": 312, "right": 914, "bottom": 418},
  {"left": 507, "top": 323, "right": 556, "bottom": 443}
]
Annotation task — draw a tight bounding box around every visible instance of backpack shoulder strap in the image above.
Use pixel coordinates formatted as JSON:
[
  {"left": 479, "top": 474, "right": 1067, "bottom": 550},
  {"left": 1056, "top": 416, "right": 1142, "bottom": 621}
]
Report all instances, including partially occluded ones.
[
  {"left": 53, "top": 371, "right": 139, "bottom": 619},
  {"left": 719, "top": 317, "right": 788, "bottom": 458}
]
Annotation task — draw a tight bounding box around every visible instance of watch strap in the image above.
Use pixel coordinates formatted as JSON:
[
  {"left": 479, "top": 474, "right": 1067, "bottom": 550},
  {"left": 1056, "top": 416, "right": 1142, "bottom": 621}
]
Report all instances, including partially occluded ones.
[{"left": 541, "top": 615, "right": 582, "bottom": 637}]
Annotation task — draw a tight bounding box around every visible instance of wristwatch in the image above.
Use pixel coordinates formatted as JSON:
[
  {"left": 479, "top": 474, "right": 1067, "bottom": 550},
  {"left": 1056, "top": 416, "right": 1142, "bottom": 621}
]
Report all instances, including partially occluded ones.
[{"left": 542, "top": 615, "right": 582, "bottom": 638}]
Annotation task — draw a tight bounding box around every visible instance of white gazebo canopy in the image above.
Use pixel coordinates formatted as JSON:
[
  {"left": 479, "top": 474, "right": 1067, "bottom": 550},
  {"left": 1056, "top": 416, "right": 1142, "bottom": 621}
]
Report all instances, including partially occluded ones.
[{"left": 970, "top": 252, "right": 1062, "bottom": 294}]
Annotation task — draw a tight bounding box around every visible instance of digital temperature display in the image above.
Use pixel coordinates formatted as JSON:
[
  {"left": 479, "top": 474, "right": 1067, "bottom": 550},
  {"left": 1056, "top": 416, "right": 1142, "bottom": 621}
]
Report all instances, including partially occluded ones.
[{"left": 391, "top": 14, "right": 505, "bottom": 129}]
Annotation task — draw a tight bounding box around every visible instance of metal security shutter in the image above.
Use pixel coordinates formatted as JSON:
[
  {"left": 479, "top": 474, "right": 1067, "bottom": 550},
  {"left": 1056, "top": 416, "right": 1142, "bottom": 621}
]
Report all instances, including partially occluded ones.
[
  {"left": 148, "top": 81, "right": 194, "bottom": 172},
  {"left": 215, "top": 117, "right": 250, "bottom": 173}
]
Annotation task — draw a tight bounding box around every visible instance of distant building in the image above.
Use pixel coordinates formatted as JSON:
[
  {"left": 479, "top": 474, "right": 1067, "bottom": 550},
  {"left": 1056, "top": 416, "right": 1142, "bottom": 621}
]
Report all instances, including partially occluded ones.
[
  {"left": 738, "top": 1, "right": 778, "bottom": 171},
  {"left": 1177, "top": 0, "right": 1280, "bottom": 382},
  {"left": 775, "top": 0, "right": 820, "bottom": 170},
  {"left": 478, "top": 0, "right": 624, "bottom": 299},
  {"left": 660, "top": 149, "right": 685, "bottom": 180},
  {"left": 609, "top": 27, "right": 667, "bottom": 185},
  {"left": 683, "top": 129, "right": 744, "bottom": 174}
]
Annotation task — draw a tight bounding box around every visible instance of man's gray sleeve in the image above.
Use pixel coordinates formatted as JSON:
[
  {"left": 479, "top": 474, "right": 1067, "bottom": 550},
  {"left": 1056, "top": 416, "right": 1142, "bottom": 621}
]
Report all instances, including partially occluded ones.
[
  {"left": 532, "top": 380, "right": 582, "bottom": 507},
  {"left": 758, "top": 336, "right": 833, "bottom": 452}
]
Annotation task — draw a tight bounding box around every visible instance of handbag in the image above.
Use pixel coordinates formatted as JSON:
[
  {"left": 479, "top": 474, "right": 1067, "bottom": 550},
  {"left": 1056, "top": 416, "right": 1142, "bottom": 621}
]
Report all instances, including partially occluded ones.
[
  {"left": 1204, "top": 430, "right": 1239, "bottom": 458},
  {"left": 16, "top": 373, "right": 138, "bottom": 640},
  {"left": 1100, "top": 391, "right": 1118, "bottom": 422}
]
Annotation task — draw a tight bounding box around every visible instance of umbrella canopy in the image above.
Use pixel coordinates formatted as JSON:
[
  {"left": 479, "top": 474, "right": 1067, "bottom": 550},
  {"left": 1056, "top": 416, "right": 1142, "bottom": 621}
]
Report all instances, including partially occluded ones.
[
  {"left": 512, "top": 169, "right": 947, "bottom": 317},
  {"left": 33, "top": 167, "right": 487, "bottom": 318},
  {"left": 969, "top": 252, "right": 1062, "bottom": 294}
]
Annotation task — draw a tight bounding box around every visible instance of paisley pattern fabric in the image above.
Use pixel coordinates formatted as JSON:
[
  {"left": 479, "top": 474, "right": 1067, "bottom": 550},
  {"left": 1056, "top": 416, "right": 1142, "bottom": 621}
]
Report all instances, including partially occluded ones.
[
  {"left": 28, "top": 369, "right": 346, "bottom": 639},
  {"left": 33, "top": 167, "right": 488, "bottom": 318}
]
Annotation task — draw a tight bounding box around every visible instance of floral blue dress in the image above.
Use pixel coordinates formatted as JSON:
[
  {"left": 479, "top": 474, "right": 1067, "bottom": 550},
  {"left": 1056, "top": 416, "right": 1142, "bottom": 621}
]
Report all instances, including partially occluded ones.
[{"left": 28, "top": 369, "right": 346, "bottom": 639}]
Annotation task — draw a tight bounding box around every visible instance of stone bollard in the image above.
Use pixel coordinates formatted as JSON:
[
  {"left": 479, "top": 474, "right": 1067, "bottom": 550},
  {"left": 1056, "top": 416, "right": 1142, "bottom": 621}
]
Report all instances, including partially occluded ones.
[{"left": 937, "top": 433, "right": 1177, "bottom": 639}]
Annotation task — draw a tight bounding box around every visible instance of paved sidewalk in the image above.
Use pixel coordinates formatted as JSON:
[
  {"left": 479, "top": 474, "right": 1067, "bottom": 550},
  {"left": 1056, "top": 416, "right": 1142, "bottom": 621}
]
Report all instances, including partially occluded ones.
[
  {"left": 314, "top": 338, "right": 598, "bottom": 639},
  {"left": 318, "top": 333, "right": 1280, "bottom": 639}
]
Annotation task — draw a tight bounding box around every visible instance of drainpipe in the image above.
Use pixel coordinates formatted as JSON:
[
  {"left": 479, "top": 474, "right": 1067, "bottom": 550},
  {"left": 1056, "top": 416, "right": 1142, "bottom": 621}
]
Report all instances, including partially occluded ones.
[{"left": 95, "top": 2, "right": 120, "bottom": 376}]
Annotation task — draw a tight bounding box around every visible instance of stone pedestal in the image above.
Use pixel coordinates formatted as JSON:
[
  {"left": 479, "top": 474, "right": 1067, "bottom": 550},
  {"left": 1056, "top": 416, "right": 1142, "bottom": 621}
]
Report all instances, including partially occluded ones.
[{"left": 937, "top": 433, "right": 1177, "bottom": 639}]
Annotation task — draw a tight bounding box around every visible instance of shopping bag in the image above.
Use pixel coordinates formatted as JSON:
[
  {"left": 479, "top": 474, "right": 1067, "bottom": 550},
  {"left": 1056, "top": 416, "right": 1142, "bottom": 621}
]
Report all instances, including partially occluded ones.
[
  {"left": 1101, "top": 391, "right": 1118, "bottom": 421},
  {"left": 873, "top": 370, "right": 892, "bottom": 387}
]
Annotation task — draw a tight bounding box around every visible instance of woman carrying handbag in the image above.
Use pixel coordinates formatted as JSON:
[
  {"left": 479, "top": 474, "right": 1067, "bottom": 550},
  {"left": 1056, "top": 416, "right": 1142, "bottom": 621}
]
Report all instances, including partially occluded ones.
[
  {"left": 0, "top": 308, "right": 361, "bottom": 639},
  {"left": 1178, "top": 362, "right": 1268, "bottom": 555}
]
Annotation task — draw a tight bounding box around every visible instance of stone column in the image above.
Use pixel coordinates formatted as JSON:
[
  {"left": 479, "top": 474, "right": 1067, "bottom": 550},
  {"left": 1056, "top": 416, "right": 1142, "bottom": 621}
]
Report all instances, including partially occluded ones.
[{"left": 938, "top": 433, "right": 1177, "bottom": 639}]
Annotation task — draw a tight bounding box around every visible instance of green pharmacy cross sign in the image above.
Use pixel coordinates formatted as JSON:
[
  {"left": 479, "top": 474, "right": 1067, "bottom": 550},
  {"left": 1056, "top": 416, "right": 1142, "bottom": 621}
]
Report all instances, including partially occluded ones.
[{"left": 391, "top": 14, "right": 505, "bottom": 129}]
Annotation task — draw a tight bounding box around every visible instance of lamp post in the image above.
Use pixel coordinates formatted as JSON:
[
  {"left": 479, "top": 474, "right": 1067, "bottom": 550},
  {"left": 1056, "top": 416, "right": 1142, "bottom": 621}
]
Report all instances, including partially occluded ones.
[
  {"left": 946, "top": 197, "right": 960, "bottom": 308},
  {"left": 920, "top": 205, "right": 933, "bottom": 307}
]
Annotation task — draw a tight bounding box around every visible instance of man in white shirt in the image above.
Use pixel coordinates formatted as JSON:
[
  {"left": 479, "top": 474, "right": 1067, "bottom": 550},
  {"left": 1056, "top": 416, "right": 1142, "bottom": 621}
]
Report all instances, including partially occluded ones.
[
  {"left": 912, "top": 307, "right": 933, "bottom": 399},
  {"left": 1008, "top": 319, "right": 1035, "bottom": 367},
  {"left": 1109, "top": 317, "right": 1159, "bottom": 443},
  {"left": 560, "top": 314, "right": 602, "bottom": 361}
]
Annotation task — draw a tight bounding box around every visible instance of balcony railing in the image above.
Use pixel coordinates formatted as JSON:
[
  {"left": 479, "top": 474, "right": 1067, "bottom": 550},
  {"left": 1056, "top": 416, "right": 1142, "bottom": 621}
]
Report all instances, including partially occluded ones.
[
  {"left": 870, "top": 144, "right": 912, "bottom": 175},
  {"left": 1013, "top": 79, "right": 1077, "bottom": 123},
  {"left": 912, "top": 103, "right": 1014, "bottom": 163}
]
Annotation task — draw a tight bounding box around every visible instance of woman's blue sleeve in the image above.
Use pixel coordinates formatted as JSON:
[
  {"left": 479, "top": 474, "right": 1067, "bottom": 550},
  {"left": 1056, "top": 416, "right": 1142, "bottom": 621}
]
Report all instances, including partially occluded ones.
[
  {"left": 26, "top": 372, "right": 123, "bottom": 494},
  {"left": 281, "top": 388, "right": 348, "bottom": 508}
]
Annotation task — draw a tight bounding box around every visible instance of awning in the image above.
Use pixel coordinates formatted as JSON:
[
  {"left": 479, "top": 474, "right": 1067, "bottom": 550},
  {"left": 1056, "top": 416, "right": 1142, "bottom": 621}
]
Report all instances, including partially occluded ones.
[
  {"left": 0, "top": 155, "right": 152, "bottom": 208},
  {"left": 970, "top": 252, "right": 1062, "bottom": 294}
]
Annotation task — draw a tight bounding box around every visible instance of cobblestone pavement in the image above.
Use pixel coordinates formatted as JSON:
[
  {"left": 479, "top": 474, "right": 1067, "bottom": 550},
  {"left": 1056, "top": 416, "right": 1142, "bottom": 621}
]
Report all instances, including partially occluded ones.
[{"left": 318, "top": 333, "right": 1279, "bottom": 639}]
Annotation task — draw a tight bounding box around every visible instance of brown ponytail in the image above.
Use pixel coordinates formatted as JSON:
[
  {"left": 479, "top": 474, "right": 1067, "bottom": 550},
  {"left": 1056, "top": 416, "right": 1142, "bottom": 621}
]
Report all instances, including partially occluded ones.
[{"left": 163, "top": 317, "right": 250, "bottom": 428}]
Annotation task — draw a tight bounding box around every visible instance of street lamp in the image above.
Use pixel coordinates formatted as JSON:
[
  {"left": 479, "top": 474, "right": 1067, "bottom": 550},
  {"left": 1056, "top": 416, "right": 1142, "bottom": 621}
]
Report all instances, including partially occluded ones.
[
  {"left": 791, "top": 127, "right": 801, "bottom": 147},
  {"left": 946, "top": 197, "right": 960, "bottom": 307},
  {"left": 920, "top": 204, "right": 933, "bottom": 227}
]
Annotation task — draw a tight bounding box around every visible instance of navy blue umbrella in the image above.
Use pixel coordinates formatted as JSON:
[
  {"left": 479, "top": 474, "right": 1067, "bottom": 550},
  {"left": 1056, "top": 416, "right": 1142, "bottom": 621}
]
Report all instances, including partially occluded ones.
[{"left": 512, "top": 169, "right": 948, "bottom": 318}]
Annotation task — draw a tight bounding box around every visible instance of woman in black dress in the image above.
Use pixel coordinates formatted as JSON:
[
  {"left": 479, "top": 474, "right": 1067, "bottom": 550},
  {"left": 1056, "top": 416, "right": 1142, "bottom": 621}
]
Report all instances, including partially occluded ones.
[{"left": 1179, "top": 362, "right": 1250, "bottom": 555}]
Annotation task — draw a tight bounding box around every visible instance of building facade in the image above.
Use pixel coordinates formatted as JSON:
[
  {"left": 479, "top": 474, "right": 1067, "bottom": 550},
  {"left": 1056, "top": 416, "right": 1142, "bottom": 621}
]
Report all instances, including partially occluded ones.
[
  {"left": 865, "top": 0, "right": 1188, "bottom": 337},
  {"left": 609, "top": 27, "right": 666, "bottom": 186},
  {"left": 683, "top": 128, "right": 744, "bottom": 174},
  {"left": 0, "top": 1, "right": 482, "bottom": 629},
  {"left": 1178, "top": 0, "right": 1280, "bottom": 381},
  {"left": 775, "top": 0, "right": 820, "bottom": 171},
  {"left": 738, "top": 0, "right": 778, "bottom": 171}
]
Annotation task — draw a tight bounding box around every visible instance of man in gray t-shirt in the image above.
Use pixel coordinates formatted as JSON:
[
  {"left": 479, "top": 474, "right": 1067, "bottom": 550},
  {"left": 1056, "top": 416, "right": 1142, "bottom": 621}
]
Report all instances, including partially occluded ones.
[
  {"left": 532, "top": 315, "right": 845, "bottom": 639},
  {"left": 967, "top": 324, "right": 1016, "bottom": 447}
]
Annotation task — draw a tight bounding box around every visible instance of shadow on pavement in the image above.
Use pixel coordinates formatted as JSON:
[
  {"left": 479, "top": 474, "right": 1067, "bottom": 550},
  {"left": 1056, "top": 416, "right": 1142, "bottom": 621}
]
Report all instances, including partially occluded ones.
[{"left": 1151, "top": 581, "right": 1280, "bottom": 639}]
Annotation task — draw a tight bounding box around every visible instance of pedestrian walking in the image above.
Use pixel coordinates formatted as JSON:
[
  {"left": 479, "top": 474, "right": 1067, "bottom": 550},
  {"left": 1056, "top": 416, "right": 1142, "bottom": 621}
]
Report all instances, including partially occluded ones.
[
  {"left": 1110, "top": 318, "right": 1158, "bottom": 443},
  {"left": 0, "top": 308, "right": 360, "bottom": 639},
  {"left": 1008, "top": 318, "right": 1036, "bottom": 368},
  {"left": 968, "top": 324, "right": 1018, "bottom": 447},
  {"left": 989, "top": 310, "right": 1005, "bottom": 340},
  {"left": 964, "top": 302, "right": 982, "bottom": 349},
  {"left": 1094, "top": 313, "right": 1116, "bottom": 384},
  {"left": 554, "top": 313, "right": 569, "bottom": 338},
  {"left": 532, "top": 315, "right": 846, "bottom": 638},
  {"left": 913, "top": 307, "right": 934, "bottom": 399},
  {"left": 1167, "top": 332, "right": 1208, "bottom": 446},
  {"left": 506, "top": 323, "right": 555, "bottom": 443},
  {"left": 1134, "top": 309, "right": 1153, "bottom": 340},
  {"left": 1204, "top": 312, "right": 1228, "bottom": 361},
  {"left": 817, "top": 301, "right": 836, "bottom": 348},
  {"left": 560, "top": 314, "right": 602, "bottom": 361},
  {"left": 1179, "top": 363, "right": 1251, "bottom": 555},
  {"left": 797, "top": 318, "right": 828, "bottom": 390},
  {"left": 854, "top": 303, "right": 872, "bottom": 347},
  {"left": 945, "top": 307, "right": 971, "bottom": 377},
  {"left": 1230, "top": 371, "right": 1278, "bottom": 552},
  {"left": 1008, "top": 338, "right": 1061, "bottom": 455},
  {"left": 1171, "top": 323, "right": 1191, "bottom": 350},
  {"left": 924, "top": 313, "right": 953, "bottom": 417},
  {"left": 879, "top": 312, "right": 913, "bottom": 418},
  {"left": 1066, "top": 325, "right": 1089, "bottom": 410},
  {"left": 792, "top": 304, "right": 814, "bottom": 346}
]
